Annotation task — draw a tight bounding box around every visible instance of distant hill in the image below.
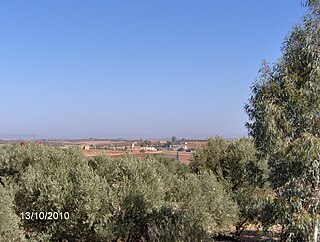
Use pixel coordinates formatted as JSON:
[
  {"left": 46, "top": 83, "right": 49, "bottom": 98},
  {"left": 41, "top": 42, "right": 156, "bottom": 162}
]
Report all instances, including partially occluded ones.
[{"left": 0, "top": 133, "right": 38, "bottom": 140}]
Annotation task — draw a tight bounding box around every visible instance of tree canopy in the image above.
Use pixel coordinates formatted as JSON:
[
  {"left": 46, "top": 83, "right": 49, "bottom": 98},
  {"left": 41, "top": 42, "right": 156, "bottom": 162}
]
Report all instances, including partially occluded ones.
[{"left": 246, "top": 2, "right": 320, "bottom": 240}]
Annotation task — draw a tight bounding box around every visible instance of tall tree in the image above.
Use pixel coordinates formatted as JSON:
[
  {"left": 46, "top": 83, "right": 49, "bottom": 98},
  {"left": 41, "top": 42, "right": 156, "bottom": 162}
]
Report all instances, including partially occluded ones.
[{"left": 246, "top": 2, "right": 320, "bottom": 241}]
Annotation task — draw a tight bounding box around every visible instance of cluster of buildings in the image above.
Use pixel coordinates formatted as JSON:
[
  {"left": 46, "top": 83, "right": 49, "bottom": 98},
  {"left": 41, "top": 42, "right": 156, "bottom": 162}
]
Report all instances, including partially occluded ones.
[{"left": 81, "top": 140, "right": 190, "bottom": 152}]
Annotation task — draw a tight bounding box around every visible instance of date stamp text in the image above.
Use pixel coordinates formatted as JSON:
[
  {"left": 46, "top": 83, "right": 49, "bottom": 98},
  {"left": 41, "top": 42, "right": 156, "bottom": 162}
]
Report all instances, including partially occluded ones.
[{"left": 21, "top": 211, "right": 70, "bottom": 220}]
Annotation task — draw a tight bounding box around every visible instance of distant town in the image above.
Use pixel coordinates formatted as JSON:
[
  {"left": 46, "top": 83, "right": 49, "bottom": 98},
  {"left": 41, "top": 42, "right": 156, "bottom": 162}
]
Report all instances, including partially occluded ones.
[{"left": 0, "top": 137, "right": 210, "bottom": 164}]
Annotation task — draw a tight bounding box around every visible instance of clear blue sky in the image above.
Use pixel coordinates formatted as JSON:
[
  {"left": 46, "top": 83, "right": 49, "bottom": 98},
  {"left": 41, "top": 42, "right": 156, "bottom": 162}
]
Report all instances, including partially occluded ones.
[{"left": 0, "top": 0, "right": 307, "bottom": 140}]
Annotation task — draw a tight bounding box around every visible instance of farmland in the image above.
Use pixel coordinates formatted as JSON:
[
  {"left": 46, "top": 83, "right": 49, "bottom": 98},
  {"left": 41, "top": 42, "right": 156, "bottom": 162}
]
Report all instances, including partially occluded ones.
[
  {"left": 25, "top": 139, "right": 208, "bottom": 164},
  {"left": 0, "top": 139, "right": 208, "bottom": 164}
]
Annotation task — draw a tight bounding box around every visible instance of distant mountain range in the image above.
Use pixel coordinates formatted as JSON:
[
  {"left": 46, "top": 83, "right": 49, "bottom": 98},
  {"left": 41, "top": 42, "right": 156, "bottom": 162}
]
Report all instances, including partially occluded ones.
[{"left": 0, "top": 133, "right": 39, "bottom": 140}]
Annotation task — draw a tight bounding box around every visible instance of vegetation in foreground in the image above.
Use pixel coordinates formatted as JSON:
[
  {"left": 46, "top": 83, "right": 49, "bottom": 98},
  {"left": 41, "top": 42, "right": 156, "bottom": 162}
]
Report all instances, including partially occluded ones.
[
  {"left": 0, "top": 143, "right": 240, "bottom": 241},
  {"left": 246, "top": 1, "right": 320, "bottom": 241}
]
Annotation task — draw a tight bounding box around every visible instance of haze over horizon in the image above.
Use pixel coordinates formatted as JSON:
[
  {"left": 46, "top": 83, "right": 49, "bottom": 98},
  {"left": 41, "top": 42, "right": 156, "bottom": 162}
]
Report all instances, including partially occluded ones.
[
  {"left": 0, "top": 131, "right": 239, "bottom": 141},
  {"left": 1, "top": 1, "right": 307, "bottom": 139}
]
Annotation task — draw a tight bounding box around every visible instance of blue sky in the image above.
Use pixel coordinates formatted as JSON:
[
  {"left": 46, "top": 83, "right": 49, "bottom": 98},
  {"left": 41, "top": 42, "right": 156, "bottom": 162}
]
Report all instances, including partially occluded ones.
[{"left": 0, "top": 0, "right": 306, "bottom": 140}]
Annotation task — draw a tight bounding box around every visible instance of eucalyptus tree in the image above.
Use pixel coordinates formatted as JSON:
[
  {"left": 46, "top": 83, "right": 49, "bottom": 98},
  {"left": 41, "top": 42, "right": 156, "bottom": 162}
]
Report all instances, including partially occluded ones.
[{"left": 246, "top": 2, "right": 320, "bottom": 241}]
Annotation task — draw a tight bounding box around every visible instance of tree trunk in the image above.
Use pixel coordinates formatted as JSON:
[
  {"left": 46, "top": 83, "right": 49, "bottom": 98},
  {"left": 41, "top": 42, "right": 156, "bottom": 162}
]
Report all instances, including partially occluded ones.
[
  {"left": 313, "top": 173, "right": 320, "bottom": 242},
  {"left": 313, "top": 218, "right": 318, "bottom": 242}
]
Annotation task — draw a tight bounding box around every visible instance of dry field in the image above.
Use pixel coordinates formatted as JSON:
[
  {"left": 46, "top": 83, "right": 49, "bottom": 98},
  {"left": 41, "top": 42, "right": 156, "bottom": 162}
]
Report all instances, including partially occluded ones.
[
  {"left": 59, "top": 139, "right": 204, "bottom": 164},
  {"left": 82, "top": 149, "right": 193, "bottom": 164}
]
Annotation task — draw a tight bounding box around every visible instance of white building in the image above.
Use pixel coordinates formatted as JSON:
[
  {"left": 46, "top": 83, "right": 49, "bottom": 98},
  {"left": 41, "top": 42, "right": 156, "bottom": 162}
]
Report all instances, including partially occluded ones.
[{"left": 143, "top": 147, "right": 157, "bottom": 152}]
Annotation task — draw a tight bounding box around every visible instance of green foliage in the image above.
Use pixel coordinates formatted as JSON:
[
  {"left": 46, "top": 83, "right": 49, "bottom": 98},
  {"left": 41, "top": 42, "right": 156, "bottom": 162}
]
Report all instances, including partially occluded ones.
[
  {"left": 0, "top": 143, "right": 64, "bottom": 184},
  {"left": 190, "top": 137, "right": 267, "bottom": 236},
  {"left": 246, "top": 3, "right": 320, "bottom": 240},
  {"left": 0, "top": 185, "right": 25, "bottom": 241},
  {"left": 140, "top": 140, "right": 152, "bottom": 147},
  {"left": 154, "top": 155, "right": 190, "bottom": 176},
  {"left": 190, "top": 136, "right": 228, "bottom": 177},
  {"left": 89, "top": 154, "right": 238, "bottom": 241},
  {"left": 15, "top": 146, "right": 110, "bottom": 241},
  {"left": 0, "top": 144, "right": 238, "bottom": 241},
  {"left": 173, "top": 172, "right": 239, "bottom": 235},
  {"left": 191, "top": 136, "right": 267, "bottom": 193},
  {"left": 303, "top": 0, "right": 319, "bottom": 9}
]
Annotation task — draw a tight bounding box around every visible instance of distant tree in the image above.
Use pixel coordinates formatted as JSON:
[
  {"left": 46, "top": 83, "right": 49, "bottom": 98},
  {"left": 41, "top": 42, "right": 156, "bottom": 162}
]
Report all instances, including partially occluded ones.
[
  {"left": 139, "top": 140, "right": 151, "bottom": 147},
  {"left": 246, "top": 2, "right": 320, "bottom": 240},
  {"left": 171, "top": 136, "right": 178, "bottom": 144}
]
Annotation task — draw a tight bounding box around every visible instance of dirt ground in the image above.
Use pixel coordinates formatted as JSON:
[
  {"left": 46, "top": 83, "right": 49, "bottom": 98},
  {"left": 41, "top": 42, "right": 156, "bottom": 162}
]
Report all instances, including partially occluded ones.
[
  {"left": 82, "top": 149, "right": 193, "bottom": 164},
  {"left": 216, "top": 224, "right": 281, "bottom": 242}
]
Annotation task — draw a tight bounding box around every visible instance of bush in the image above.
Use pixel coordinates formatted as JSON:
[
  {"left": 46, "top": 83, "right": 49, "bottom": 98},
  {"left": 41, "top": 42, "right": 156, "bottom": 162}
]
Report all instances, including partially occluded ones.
[
  {"left": 153, "top": 155, "right": 190, "bottom": 177},
  {"left": 14, "top": 146, "right": 112, "bottom": 241},
  {"left": 90, "top": 154, "right": 239, "bottom": 241},
  {"left": 0, "top": 185, "right": 25, "bottom": 241},
  {"left": 190, "top": 137, "right": 268, "bottom": 237},
  {"left": 173, "top": 172, "right": 239, "bottom": 239},
  {"left": 191, "top": 137, "right": 266, "bottom": 189},
  {"left": 0, "top": 143, "right": 72, "bottom": 185}
]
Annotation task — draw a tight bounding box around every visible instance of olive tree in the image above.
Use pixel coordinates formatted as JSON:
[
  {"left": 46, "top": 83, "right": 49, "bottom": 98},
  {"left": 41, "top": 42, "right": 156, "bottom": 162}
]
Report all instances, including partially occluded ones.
[
  {"left": 0, "top": 185, "right": 25, "bottom": 241},
  {"left": 15, "top": 147, "right": 112, "bottom": 241},
  {"left": 2, "top": 142, "right": 238, "bottom": 241},
  {"left": 190, "top": 137, "right": 267, "bottom": 238},
  {"left": 89, "top": 154, "right": 239, "bottom": 241},
  {"left": 246, "top": 2, "right": 320, "bottom": 241}
]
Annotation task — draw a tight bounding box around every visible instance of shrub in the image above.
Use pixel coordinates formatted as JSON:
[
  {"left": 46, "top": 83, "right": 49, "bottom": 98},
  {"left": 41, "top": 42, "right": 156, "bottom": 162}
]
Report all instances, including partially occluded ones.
[
  {"left": 90, "top": 155, "right": 239, "bottom": 241},
  {"left": 0, "top": 185, "right": 25, "bottom": 241},
  {"left": 15, "top": 146, "right": 112, "bottom": 241},
  {"left": 190, "top": 137, "right": 268, "bottom": 237}
]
